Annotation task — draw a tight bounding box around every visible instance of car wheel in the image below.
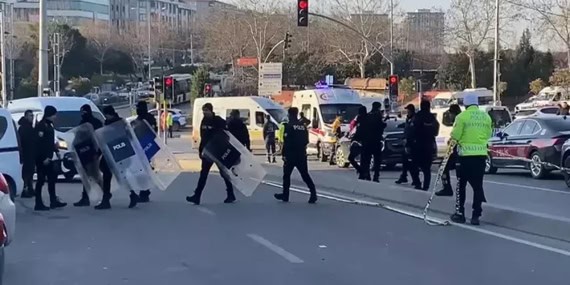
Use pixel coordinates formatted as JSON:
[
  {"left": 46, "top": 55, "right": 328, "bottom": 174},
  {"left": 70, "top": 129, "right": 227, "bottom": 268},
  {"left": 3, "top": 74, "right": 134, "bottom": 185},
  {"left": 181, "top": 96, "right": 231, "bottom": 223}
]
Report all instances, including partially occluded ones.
[
  {"left": 529, "top": 151, "right": 548, "bottom": 179},
  {"left": 485, "top": 155, "right": 498, "bottom": 174},
  {"left": 172, "top": 122, "right": 181, "bottom": 132},
  {"left": 318, "top": 144, "right": 328, "bottom": 162},
  {"left": 335, "top": 147, "right": 350, "bottom": 168}
]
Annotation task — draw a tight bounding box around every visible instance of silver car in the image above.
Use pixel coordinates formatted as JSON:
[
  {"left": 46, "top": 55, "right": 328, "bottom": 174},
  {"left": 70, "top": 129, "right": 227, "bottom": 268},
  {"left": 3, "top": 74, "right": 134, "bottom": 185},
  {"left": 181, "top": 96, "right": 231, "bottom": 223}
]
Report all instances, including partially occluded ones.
[{"left": 0, "top": 173, "right": 16, "bottom": 285}]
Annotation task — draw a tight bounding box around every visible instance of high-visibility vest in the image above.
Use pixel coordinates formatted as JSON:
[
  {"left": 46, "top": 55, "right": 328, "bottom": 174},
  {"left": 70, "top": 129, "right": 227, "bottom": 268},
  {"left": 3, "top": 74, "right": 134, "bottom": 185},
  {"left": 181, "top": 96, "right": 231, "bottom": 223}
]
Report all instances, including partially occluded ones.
[{"left": 451, "top": 106, "right": 493, "bottom": 156}]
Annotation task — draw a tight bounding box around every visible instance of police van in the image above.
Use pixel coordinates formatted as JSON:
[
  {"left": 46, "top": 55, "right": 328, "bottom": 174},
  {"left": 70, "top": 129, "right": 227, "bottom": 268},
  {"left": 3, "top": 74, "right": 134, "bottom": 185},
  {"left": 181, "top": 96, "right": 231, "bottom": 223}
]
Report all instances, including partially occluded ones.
[
  {"left": 8, "top": 97, "right": 103, "bottom": 181},
  {"left": 0, "top": 107, "right": 22, "bottom": 198},
  {"left": 291, "top": 86, "right": 363, "bottom": 161},
  {"left": 192, "top": 97, "right": 287, "bottom": 151}
]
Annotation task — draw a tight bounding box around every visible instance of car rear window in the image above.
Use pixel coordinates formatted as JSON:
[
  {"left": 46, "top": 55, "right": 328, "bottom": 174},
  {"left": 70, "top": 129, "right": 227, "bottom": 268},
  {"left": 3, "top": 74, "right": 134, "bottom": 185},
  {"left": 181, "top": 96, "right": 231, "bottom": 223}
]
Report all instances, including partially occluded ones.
[
  {"left": 488, "top": 109, "right": 511, "bottom": 128},
  {"left": 543, "top": 118, "right": 570, "bottom": 131},
  {"left": 517, "top": 109, "right": 536, "bottom": 116},
  {"left": 385, "top": 119, "right": 404, "bottom": 133}
]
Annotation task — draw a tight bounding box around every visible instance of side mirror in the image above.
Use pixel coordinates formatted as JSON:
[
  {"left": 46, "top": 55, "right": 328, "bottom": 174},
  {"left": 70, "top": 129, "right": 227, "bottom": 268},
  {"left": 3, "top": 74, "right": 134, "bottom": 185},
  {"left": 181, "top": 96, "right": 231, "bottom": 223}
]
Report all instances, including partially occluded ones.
[{"left": 497, "top": 132, "right": 507, "bottom": 139}]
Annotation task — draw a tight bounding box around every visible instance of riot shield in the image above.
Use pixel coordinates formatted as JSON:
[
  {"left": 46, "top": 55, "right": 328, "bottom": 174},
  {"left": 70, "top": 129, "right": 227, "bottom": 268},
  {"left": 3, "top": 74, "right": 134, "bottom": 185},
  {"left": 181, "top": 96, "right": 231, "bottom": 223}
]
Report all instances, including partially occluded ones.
[
  {"left": 130, "top": 119, "right": 181, "bottom": 191},
  {"left": 65, "top": 123, "right": 104, "bottom": 202},
  {"left": 202, "top": 131, "right": 266, "bottom": 197},
  {"left": 94, "top": 119, "right": 158, "bottom": 193}
]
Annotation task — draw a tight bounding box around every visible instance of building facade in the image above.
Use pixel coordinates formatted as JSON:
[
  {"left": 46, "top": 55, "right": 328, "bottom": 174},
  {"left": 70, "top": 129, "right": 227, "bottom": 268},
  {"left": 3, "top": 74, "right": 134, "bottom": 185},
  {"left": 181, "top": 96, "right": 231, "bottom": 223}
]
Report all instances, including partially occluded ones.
[
  {"left": 109, "top": 0, "right": 196, "bottom": 33},
  {"left": 403, "top": 9, "right": 445, "bottom": 55},
  {"left": 11, "top": 0, "right": 111, "bottom": 25}
]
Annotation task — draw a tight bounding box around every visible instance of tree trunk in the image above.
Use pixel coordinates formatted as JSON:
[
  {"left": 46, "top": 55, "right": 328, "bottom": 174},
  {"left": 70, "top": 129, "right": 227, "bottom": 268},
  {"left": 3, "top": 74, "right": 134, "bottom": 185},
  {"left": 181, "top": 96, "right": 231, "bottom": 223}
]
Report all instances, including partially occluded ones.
[
  {"left": 567, "top": 47, "right": 570, "bottom": 70},
  {"left": 468, "top": 54, "right": 477, "bottom": 89},
  {"left": 100, "top": 61, "right": 104, "bottom": 75},
  {"left": 359, "top": 62, "right": 365, "bottom": 78}
]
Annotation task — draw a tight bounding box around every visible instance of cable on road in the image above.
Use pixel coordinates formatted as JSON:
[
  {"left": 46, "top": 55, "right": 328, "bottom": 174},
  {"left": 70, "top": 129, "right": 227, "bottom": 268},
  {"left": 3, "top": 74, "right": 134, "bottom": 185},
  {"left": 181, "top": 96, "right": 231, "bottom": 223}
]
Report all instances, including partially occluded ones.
[{"left": 422, "top": 141, "right": 457, "bottom": 226}]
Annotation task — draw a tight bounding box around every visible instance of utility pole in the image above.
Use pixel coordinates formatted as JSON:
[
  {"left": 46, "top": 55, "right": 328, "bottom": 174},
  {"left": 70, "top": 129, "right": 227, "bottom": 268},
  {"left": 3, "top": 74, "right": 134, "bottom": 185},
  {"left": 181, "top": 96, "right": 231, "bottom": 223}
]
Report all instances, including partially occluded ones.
[
  {"left": 51, "top": 33, "right": 61, "bottom": 96},
  {"left": 390, "top": 0, "right": 394, "bottom": 75},
  {"left": 147, "top": 0, "right": 152, "bottom": 82},
  {"left": 38, "top": 0, "right": 49, "bottom": 97},
  {"left": 493, "top": 0, "right": 500, "bottom": 106},
  {"left": 9, "top": 3, "right": 13, "bottom": 101},
  {"left": 0, "top": 5, "right": 6, "bottom": 107}
]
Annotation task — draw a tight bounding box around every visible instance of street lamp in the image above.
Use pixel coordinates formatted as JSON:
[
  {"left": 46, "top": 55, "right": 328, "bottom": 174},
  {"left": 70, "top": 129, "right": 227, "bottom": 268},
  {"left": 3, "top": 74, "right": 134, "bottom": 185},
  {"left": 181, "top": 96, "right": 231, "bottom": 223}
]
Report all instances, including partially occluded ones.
[{"left": 0, "top": 6, "right": 7, "bottom": 107}]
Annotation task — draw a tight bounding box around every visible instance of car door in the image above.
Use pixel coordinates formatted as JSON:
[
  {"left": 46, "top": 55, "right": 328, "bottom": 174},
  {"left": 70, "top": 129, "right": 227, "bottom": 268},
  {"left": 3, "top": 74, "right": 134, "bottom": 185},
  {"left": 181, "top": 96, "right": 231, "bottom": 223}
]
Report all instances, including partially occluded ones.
[
  {"left": 509, "top": 119, "right": 541, "bottom": 167},
  {"left": 490, "top": 119, "right": 525, "bottom": 167}
]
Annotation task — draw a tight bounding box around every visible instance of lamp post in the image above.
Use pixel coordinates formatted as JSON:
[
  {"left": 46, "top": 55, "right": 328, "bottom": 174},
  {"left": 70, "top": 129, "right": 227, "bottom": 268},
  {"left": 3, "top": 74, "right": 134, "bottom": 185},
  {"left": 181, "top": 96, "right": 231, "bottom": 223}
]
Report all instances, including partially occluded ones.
[{"left": 0, "top": 6, "right": 7, "bottom": 107}]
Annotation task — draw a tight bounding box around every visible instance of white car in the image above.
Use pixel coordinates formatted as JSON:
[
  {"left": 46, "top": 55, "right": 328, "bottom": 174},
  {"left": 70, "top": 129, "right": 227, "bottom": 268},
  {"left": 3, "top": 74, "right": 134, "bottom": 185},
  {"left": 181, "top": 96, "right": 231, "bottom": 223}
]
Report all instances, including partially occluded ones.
[
  {"left": 128, "top": 108, "right": 188, "bottom": 131},
  {"left": 0, "top": 173, "right": 17, "bottom": 284},
  {"left": 514, "top": 106, "right": 559, "bottom": 120},
  {"left": 0, "top": 108, "right": 22, "bottom": 199}
]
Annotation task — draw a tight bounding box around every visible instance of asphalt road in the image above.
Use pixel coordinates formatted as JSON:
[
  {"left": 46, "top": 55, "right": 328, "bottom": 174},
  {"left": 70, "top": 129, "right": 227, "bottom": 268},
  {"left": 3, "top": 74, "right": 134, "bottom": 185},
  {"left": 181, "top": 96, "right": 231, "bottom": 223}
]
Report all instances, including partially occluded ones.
[{"left": 5, "top": 169, "right": 570, "bottom": 284}]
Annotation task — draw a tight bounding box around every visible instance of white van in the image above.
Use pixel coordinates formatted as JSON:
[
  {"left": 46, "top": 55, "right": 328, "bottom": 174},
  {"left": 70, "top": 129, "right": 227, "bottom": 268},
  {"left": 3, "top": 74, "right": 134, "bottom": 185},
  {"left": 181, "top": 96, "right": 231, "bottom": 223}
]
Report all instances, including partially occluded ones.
[
  {"left": 8, "top": 97, "right": 104, "bottom": 181},
  {"left": 192, "top": 97, "right": 287, "bottom": 151},
  {"left": 515, "top": 86, "right": 569, "bottom": 112},
  {"left": 0, "top": 108, "right": 22, "bottom": 198},
  {"left": 291, "top": 87, "right": 362, "bottom": 161}
]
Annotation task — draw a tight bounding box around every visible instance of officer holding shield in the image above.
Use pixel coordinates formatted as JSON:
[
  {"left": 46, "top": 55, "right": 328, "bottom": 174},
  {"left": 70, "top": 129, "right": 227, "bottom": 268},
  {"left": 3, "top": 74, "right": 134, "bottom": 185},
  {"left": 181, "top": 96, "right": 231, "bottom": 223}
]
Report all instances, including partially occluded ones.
[
  {"left": 275, "top": 107, "right": 318, "bottom": 204},
  {"left": 135, "top": 101, "right": 157, "bottom": 203},
  {"left": 186, "top": 103, "right": 236, "bottom": 205},
  {"left": 74, "top": 104, "right": 103, "bottom": 207}
]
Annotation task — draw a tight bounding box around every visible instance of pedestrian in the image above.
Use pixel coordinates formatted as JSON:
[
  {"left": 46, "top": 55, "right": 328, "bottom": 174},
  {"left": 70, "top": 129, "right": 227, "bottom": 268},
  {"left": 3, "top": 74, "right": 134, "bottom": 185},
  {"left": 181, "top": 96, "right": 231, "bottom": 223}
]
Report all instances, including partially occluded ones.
[
  {"left": 275, "top": 107, "right": 318, "bottom": 204},
  {"left": 186, "top": 103, "right": 236, "bottom": 205},
  {"left": 558, "top": 102, "right": 570, "bottom": 115},
  {"left": 18, "top": 110, "right": 36, "bottom": 198},
  {"left": 395, "top": 104, "right": 419, "bottom": 185},
  {"left": 348, "top": 106, "right": 367, "bottom": 177},
  {"left": 449, "top": 93, "right": 492, "bottom": 225},
  {"left": 329, "top": 115, "right": 343, "bottom": 165},
  {"left": 277, "top": 117, "right": 288, "bottom": 153},
  {"left": 360, "top": 102, "right": 387, "bottom": 182},
  {"left": 95, "top": 105, "right": 140, "bottom": 210},
  {"left": 135, "top": 101, "right": 157, "bottom": 202},
  {"left": 263, "top": 114, "right": 278, "bottom": 163},
  {"left": 74, "top": 104, "right": 104, "bottom": 207},
  {"left": 227, "top": 109, "right": 251, "bottom": 150},
  {"left": 436, "top": 104, "right": 462, "bottom": 196},
  {"left": 410, "top": 100, "right": 440, "bottom": 190},
  {"left": 167, "top": 112, "right": 173, "bottom": 138},
  {"left": 299, "top": 112, "right": 310, "bottom": 127},
  {"left": 34, "top": 105, "right": 67, "bottom": 211}
]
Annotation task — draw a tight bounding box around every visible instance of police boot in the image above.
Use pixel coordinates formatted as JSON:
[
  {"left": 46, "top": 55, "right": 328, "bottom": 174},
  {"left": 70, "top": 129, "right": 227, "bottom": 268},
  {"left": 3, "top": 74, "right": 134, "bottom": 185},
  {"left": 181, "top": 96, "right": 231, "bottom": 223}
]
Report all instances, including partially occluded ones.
[
  {"left": 95, "top": 193, "right": 112, "bottom": 210},
  {"left": 267, "top": 156, "right": 271, "bottom": 163},
  {"left": 435, "top": 188, "right": 453, "bottom": 197},
  {"left": 272, "top": 156, "right": 276, "bottom": 164},
  {"left": 34, "top": 194, "right": 50, "bottom": 211},
  {"left": 186, "top": 194, "right": 201, "bottom": 205},
  {"left": 470, "top": 216, "right": 480, "bottom": 226},
  {"left": 395, "top": 177, "right": 408, "bottom": 184},
  {"left": 274, "top": 193, "right": 289, "bottom": 202},
  {"left": 74, "top": 191, "right": 90, "bottom": 207},
  {"left": 138, "top": 190, "right": 151, "bottom": 203},
  {"left": 450, "top": 213, "right": 466, "bottom": 224},
  {"left": 50, "top": 197, "right": 67, "bottom": 209},
  {"left": 308, "top": 194, "right": 318, "bottom": 204},
  {"left": 128, "top": 191, "right": 139, "bottom": 209}
]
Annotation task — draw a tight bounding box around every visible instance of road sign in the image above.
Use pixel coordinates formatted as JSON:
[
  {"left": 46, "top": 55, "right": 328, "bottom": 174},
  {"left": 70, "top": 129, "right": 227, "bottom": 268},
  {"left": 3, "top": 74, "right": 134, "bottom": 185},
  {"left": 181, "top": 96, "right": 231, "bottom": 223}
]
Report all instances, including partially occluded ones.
[
  {"left": 237, "top": 57, "right": 258, "bottom": 67},
  {"left": 258, "top": 63, "right": 282, "bottom": 97}
]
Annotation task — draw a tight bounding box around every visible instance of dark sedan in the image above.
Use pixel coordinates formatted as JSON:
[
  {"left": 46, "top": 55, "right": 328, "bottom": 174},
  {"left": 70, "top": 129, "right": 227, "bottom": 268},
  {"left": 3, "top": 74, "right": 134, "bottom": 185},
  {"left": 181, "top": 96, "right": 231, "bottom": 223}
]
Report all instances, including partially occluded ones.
[{"left": 487, "top": 115, "right": 570, "bottom": 179}]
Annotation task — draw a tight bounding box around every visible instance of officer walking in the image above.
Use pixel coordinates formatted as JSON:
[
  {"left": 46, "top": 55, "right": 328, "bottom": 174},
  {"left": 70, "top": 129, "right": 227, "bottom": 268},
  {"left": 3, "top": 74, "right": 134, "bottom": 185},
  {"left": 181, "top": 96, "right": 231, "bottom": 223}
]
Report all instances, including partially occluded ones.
[
  {"left": 18, "top": 110, "right": 36, "bottom": 198},
  {"left": 360, "top": 102, "right": 387, "bottom": 182},
  {"left": 227, "top": 109, "right": 251, "bottom": 150},
  {"left": 263, "top": 114, "right": 278, "bottom": 163},
  {"left": 436, "top": 104, "right": 462, "bottom": 196},
  {"left": 275, "top": 107, "right": 318, "bottom": 204},
  {"left": 449, "top": 94, "right": 492, "bottom": 225},
  {"left": 135, "top": 101, "right": 157, "bottom": 203},
  {"left": 74, "top": 104, "right": 104, "bottom": 207},
  {"left": 186, "top": 103, "right": 236, "bottom": 205},
  {"left": 395, "top": 104, "right": 419, "bottom": 185},
  {"left": 34, "top": 106, "right": 67, "bottom": 211},
  {"left": 348, "top": 106, "right": 367, "bottom": 178},
  {"left": 96, "top": 105, "right": 140, "bottom": 210},
  {"left": 410, "top": 100, "right": 439, "bottom": 190}
]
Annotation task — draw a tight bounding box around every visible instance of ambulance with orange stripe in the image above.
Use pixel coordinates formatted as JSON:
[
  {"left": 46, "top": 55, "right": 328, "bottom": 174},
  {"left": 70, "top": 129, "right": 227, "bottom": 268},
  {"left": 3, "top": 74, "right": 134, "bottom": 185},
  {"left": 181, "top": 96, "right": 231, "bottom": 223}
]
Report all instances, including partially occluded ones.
[{"left": 291, "top": 85, "right": 362, "bottom": 162}]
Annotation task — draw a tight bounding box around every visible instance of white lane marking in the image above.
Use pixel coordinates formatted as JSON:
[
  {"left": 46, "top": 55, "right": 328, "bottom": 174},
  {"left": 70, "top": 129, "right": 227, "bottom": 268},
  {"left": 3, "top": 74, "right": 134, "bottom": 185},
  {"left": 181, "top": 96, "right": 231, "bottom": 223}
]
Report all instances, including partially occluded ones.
[
  {"left": 263, "top": 181, "right": 570, "bottom": 257},
  {"left": 196, "top": 207, "right": 216, "bottom": 216},
  {"left": 247, "top": 233, "right": 304, "bottom": 264},
  {"left": 441, "top": 173, "right": 570, "bottom": 194}
]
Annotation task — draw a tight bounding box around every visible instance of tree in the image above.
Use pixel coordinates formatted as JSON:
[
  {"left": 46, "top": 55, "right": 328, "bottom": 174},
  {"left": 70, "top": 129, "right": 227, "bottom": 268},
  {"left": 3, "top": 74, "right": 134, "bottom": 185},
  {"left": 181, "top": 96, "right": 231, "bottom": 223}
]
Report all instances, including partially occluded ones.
[
  {"left": 550, "top": 69, "right": 570, "bottom": 88},
  {"left": 80, "top": 22, "right": 114, "bottom": 74},
  {"left": 190, "top": 67, "right": 210, "bottom": 102},
  {"left": 201, "top": 10, "right": 252, "bottom": 67},
  {"left": 446, "top": 0, "right": 495, "bottom": 88},
  {"left": 399, "top": 76, "right": 416, "bottom": 102},
  {"left": 529, "top": 78, "right": 547, "bottom": 94},
  {"left": 120, "top": 24, "right": 149, "bottom": 76}
]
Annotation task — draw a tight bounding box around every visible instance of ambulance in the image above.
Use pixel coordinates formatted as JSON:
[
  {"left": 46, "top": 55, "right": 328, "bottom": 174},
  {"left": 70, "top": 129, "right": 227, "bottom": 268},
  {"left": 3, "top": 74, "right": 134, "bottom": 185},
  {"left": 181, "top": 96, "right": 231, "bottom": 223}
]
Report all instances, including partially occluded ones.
[
  {"left": 192, "top": 97, "right": 287, "bottom": 151},
  {"left": 291, "top": 86, "right": 363, "bottom": 161},
  {"left": 515, "top": 86, "right": 569, "bottom": 112}
]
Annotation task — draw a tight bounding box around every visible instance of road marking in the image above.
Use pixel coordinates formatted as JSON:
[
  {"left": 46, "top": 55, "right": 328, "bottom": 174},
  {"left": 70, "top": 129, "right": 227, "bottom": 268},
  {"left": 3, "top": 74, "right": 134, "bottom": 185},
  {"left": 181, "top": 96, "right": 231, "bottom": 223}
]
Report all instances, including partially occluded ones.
[
  {"left": 263, "top": 180, "right": 570, "bottom": 257},
  {"left": 483, "top": 179, "right": 570, "bottom": 194},
  {"left": 247, "top": 234, "right": 304, "bottom": 264},
  {"left": 196, "top": 207, "right": 216, "bottom": 216}
]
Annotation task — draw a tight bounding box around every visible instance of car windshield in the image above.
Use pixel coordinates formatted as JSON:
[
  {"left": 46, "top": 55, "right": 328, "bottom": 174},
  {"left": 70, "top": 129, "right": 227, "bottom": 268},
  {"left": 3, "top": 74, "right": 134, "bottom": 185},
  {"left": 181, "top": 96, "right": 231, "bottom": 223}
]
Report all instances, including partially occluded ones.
[
  {"left": 385, "top": 119, "right": 404, "bottom": 133},
  {"left": 52, "top": 111, "right": 105, "bottom": 132},
  {"left": 432, "top": 98, "right": 450, "bottom": 109},
  {"left": 320, "top": 104, "right": 361, "bottom": 124},
  {"left": 488, "top": 109, "right": 512, "bottom": 128},
  {"left": 267, "top": 108, "right": 287, "bottom": 123}
]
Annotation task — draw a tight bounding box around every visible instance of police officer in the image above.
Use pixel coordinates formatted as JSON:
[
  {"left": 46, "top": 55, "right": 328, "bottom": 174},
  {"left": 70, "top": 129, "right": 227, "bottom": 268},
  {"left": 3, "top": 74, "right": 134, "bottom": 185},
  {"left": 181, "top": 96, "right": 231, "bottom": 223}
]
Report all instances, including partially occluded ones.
[
  {"left": 263, "top": 114, "right": 278, "bottom": 163},
  {"left": 74, "top": 104, "right": 104, "bottom": 207},
  {"left": 96, "top": 105, "right": 140, "bottom": 210},
  {"left": 410, "top": 100, "right": 439, "bottom": 190},
  {"left": 187, "top": 103, "right": 236, "bottom": 205},
  {"left": 227, "top": 109, "right": 251, "bottom": 150},
  {"left": 436, "top": 104, "right": 462, "bottom": 196},
  {"left": 275, "top": 107, "right": 318, "bottom": 204},
  {"left": 135, "top": 101, "right": 157, "bottom": 203},
  {"left": 299, "top": 112, "right": 311, "bottom": 127},
  {"left": 349, "top": 106, "right": 367, "bottom": 178},
  {"left": 395, "top": 104, "right": 419, "bottom": 185},
  {"left": 18, "top": 110, "right": 36, "bottom": 198},
  {"left": 450, "top": 94, "right": 492, "bottom": 225},
  {"left": 34, "top": 106, "right": 67, "bottom": 211},
  {"left": 360, "top": 102, "right": 387, "bottom": 182}
]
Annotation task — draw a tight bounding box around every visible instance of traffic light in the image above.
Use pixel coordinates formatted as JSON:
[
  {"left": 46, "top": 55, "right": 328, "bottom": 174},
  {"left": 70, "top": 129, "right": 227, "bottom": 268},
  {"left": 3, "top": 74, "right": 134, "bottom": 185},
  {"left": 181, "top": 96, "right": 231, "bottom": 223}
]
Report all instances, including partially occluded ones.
[
  {"left": 153, "top": 77, "right": 162, "bottom": 91},
  {"left": 164, "top": 76, "right": 173, "bottom": 100},
  {"left": 284, "top": 32, "right": 292, "bottom": 50},
  {"left": 297, "top": 0, "right": 308, "bottom": 27},
  {"left": 203, "top": 83, "right": 212, "bottom": 97},
  {"left": 388, "top": 75, "right": 399, "bottom": 99}
]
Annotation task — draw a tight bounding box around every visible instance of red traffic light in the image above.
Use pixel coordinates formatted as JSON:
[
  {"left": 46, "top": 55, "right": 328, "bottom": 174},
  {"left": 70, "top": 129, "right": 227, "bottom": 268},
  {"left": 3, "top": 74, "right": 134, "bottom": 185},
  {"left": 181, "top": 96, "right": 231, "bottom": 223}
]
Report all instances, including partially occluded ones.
[
  {"left": 164, "top": 77, "right": 173, "bottom": 87},
  {"left": 299, "top": 0, "right": 308, "bottom": 9},
  {"left": 205, "top": 84, "right": 211, "bottom": 91},
  {"left": 389, "top": 75, "right": 398, "bottom": 84}
]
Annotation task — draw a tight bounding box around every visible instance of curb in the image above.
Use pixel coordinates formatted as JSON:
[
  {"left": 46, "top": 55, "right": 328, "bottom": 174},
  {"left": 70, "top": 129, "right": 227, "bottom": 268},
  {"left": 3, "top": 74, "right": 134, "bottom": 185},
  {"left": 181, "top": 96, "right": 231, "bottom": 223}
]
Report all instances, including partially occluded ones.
[{"left": 264, "top": 173, "right": 570, "bottom": 243}]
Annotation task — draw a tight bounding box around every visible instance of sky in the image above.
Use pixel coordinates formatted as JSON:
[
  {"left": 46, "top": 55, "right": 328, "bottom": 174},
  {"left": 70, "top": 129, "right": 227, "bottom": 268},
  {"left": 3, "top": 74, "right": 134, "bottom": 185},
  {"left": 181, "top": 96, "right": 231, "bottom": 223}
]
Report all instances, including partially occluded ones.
[{"left": 400, "top": 0, "right": 451, "bottom": 11}]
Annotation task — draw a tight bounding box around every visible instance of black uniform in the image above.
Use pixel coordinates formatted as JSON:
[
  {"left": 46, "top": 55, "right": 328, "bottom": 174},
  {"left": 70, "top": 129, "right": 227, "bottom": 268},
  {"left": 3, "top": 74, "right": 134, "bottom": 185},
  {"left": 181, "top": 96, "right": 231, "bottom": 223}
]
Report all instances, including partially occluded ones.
[
  {"left": 227, "top": 117, "right": 251, "bottom": 150},
  {"left": 74, "top": 105, "right": 104, "bottom": 207},
  {"left": 186, "top": 114, "right": 235, "bottom": 205},
  {"left": 135, "top": 101, "right": 156, "bottom": 202},
  {"left": 396, "top": 113, "right": 419, "bottom": 185},
  {"left": 410, "top": 110, "right": 440, "bottom": 190},
  {"left": 263, "top": 120, "right": 278, "bottom": 163},
  {"left": 349, "top": 114, "right": 367, "bottom": 176},
  {"left": 18, "top": 117, "right": 36, "bottom": 197},
  {"left": 34, "top": 115, "right": 66, "bottom": 210},
  {"left": 360, "top": 109, "right": 387, "bottom": 182},
  {"left": 275, "top": 117, "right": 317, "bottom": 203}
]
